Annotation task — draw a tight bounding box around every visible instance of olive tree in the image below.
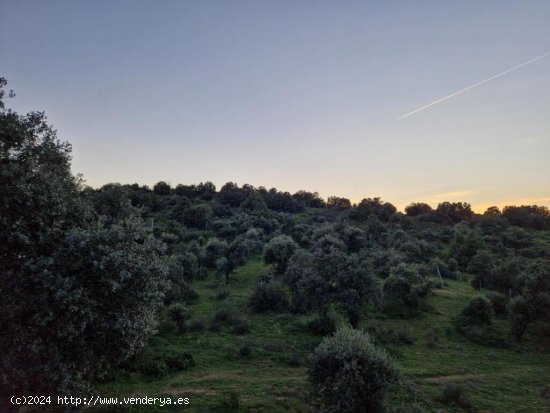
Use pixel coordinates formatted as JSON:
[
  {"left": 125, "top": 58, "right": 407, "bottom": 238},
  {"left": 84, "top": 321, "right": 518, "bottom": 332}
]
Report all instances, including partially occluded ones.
[
  {"left": 0, "top": 79, "right": 170, "bottom": 406},
  {"left": 309, "top": 328, "right": 400, "bottom": 413},
  {"left": 383, "top": 264, "right": 429, "bottom": 313},
  {"left": 263, "top": 234, "right": 298, "bottom": 274}
]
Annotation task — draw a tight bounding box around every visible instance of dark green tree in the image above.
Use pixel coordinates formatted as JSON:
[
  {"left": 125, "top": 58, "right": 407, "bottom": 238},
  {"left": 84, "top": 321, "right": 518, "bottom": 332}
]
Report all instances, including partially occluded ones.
[
  {"left": 383, "top": 264, "right": 429, "bottom": 313},
  {"left": 0, "top": 79, "right": 169, "bottom": 405},
  {"left": 351, "top": 197, "right": 397, "bottom": 222},
  {"left": 263, "top": 235, "right": 298, "bottom": 274},
  {"left": 327, "top": 196, "right": 352, "bottom": 210},
  {"left": 510, "top": 261, "right": 550, "bottom": 341},
  {"left": 405, "top": 202, "right": 433, "bottom": 217},
  {"left": 153, "top": 180, "right": 172, "bottom": 195},
  {"left": 308, "top": 328, "right": 400, "bottom": 413}
]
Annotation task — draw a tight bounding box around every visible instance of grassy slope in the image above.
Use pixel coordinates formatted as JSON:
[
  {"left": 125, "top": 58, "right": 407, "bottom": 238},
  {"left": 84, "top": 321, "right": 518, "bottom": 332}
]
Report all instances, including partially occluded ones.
[{"left": 95, "top": 257, "right": 550, "bottom": 413}]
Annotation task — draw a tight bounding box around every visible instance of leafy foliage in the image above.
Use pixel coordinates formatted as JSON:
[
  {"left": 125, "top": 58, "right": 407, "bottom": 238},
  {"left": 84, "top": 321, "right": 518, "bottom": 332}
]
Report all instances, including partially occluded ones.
[
  {"left": 309, "top": 328, "right": 400, "bottom": 413},
  {"left": 263, "top": 234, "right": 298, "bottom": 274},
  {"left": 383, "top": 264, "right": 429, "bottom": 314},
  {"left": 0, "top": 80, "right": 170, "bottom": 401}
]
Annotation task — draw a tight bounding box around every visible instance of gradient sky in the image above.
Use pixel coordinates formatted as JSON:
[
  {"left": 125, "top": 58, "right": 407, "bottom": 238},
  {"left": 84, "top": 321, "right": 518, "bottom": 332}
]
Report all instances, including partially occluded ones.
[{"left": 1, "top": 1, "right": 549, "bottom": 211}]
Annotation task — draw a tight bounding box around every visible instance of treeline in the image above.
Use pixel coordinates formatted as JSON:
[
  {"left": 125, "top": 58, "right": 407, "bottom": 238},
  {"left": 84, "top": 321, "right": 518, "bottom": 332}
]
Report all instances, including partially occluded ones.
[{"left": 91, "top": 180, "right": 550, "bottom": 229}]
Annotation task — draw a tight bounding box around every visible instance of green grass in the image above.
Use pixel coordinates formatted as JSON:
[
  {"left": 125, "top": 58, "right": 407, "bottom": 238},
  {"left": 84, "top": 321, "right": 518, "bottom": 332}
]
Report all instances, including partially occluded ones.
[{"left": 93, "top": 260, "right": 550, "bottom": 413}]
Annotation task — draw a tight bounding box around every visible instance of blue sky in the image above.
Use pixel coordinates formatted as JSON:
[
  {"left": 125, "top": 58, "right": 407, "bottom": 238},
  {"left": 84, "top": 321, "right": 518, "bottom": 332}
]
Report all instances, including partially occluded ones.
[{"left": 1, "top": 1, "right": 549, "bottom": 211}]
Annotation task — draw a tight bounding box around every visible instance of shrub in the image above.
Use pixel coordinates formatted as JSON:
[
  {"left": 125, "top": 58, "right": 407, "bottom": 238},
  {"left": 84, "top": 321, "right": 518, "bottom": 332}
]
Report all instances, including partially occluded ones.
[
  {"left": 209, "top": 320, "right": 222, "bottom": 332},
  {"left": 436, "top": 383, "right": 472, "bottom": 410},
  {"left": 509, "top": 260, "right": 550, "bottom": 341},
  {"left": 164, "top": 279, "right": 199, "bottom": 305},
  {"left": 486, "top": 291, "right": 508, "bottom": 317},
  {"left": 167, "top": 303, "right": 189, "bottom": 333},
  {"left": 216, "top": 289, "right": 230, "bottom": 300},
  {"left": 263, "top": 235, "right": 298, "bottom": 274},
  {"left": 220, "top": 391, "right": 240, "bottom": 411},
  {"left": 449, "top": 225, "right": 484, "bottom": 268},
  {"left": 308, "top": 314, "right": 336, "bottom": 336},
  {"left": 188, "top": 317, "right": 206, "bottom": 332},
  {"left": 455, "top": 297, "right": 505, "bottom": 347},
  {"left": 383, "top": 264, "right": 429, "bottom": 314},
  {"left": 367, "top": 325, "right": 416, "bottom": 345},
  {"left": 249, "top": 281, "right": 290, "bottom": 313},
  {"left": 460, "top": 296, "right": 493, "bottom": 325},
  {"left": 203, "top": 238, "right": 228, "bottom": 268},
  {"left": 213, "top": 307, "right": 232, "bottom": 323},
  {"left": 124, "top": 349, "right": 195, "bottom": 378},
  {"left": 157, "top": 317, "right": 177, "bottom": 335},
  {"left": 232, "top": 317, "right": 250, "bottom": 335},
  {"left": 425, "top": 328, "right": 440, "bottom": 348},
  {"left": 308, "top": 328, "right": 400, "bottom": 413},
  {"left": 467, "top": 250, "right": 495, "bottom": 279},
  {"left": 164, "top": 352, "right": 195, "bottom": 372},
  {"left": 182, "top": 204, "right": 212, "bottom": 229},
  {"left": 238, "top": 339, "right": 252, "bottom": 357},
  {"left": 287, "top": 353, "right": 303, "bottom": 367}
]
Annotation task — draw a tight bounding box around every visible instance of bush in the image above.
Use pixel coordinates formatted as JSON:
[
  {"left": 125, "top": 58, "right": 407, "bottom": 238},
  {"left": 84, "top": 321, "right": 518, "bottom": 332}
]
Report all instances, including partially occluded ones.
[
  {"left": 124, "top": 349, "right": 195, "bottom": 378},
  {"left": 213, "top": 307, "right": 232, "bottom": 323},
  {"left": 467, "top": 250, "right": 495, "bottom": 279},
  {"left": 220, "top": 391, "right": 240, "bottom": 411},
  {"left": 203, "top": 238, "right": 228, "bottom": 268},
  {"left": 209, "top": 320, "right": 222, "bottom": 332},
  {"left": 486, "top": 291, "right": 508, "bottom": 317},
  {"left": 455, "top": 297, "right": 505, "bottom": 347},
  {"left": 182, "top": 204, "right": 212, "bottom": 229},
  {"left": 436, "top": 383, "right": 472, "bottom": 410},
  {"left": 164, "top": 352, "right": 195, "bottom": 371},
  {"left": 287, "top": 353, "right": 303, "bottom": 367},
  {"left": 232, "top": 317, "right": 250, "bottom": 335},
  {"left": 308, "top": 314, "right": 336, "bottom": 336},
  {"left": 238, "top": 339, "right": 252, "bottom": 357},
  {"left": 167, "top": 303, "right": 189, "bottom": 333},
  {"left": 216, "top": 289, "right": 230, "bottom": 300},
  {"left": 263, "top": 235, "right": 298, "bottom": 274},
  {"left": 383, "top": 264, "right": 429, "bottom": 314},
  {"left": 460, "top": 296, "right": 493, "bottom": 325},
  {"left": 367, "top": 325, "right": 416, "bottom": 345},
  {"left": 249, "top": 281, "right": 290, "bottom": 313},
  {"left": 157, "top": 317, "right": 177, "bottom": 335},
  {"left": 308, "top": 328, "right": 400, "bottom": 413},
  {"left": 164, "top": 279, "right": 199, "bottom": 305},
  {"left": 188, "top": 317, "right": 206, "bottom": 332}
]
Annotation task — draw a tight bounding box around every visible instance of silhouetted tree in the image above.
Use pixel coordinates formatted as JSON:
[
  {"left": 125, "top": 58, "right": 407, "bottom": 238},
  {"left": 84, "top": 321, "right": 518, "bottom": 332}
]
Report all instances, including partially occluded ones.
[
  {"left": 352, "top": 197, "right": 397, "bottom": 221},
  {"left": 153, "top": 180, "right": 172, "bottom": 195},
  {"left": 405, "top": 202, "right": 433, "bottom": 217},
  {"left": 435, "top": 202, "right": 473, "bottom": 223},
  {"left": 502, "top": 205, "right": 549, "bottom": 230},
  {"left": 293, "top": 190, "right": 326, "bottom": 208},
  {"left": 327, "top": 196, "right": 352, "bottom": 210},
  {"left": 484, "top": 206, "right": 501, "bottom": 216}
]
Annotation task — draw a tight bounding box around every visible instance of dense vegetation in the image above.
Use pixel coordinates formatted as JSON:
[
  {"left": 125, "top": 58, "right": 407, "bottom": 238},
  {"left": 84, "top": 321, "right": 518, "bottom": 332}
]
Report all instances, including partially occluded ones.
[{"left": 1, "top": 78, "right": 549, "bottom": 412}]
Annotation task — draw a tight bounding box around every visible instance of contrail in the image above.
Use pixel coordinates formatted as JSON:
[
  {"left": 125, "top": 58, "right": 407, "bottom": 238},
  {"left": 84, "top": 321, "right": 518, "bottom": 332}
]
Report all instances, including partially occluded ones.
[{"left": 399, "top": 52, "right": 550, "bottom": 119}]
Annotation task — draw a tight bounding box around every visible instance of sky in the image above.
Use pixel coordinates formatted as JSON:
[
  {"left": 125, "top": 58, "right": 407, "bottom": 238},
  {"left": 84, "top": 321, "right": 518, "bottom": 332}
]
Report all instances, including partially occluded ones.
[{"left": 1, "top": 1, "right": 549, "bottom": 212}]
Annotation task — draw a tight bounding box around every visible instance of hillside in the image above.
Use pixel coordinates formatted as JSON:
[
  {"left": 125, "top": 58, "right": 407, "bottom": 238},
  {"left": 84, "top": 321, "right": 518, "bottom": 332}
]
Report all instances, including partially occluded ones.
[{"left": 81, "top": 184, "right": 550, "bottom": 413}]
